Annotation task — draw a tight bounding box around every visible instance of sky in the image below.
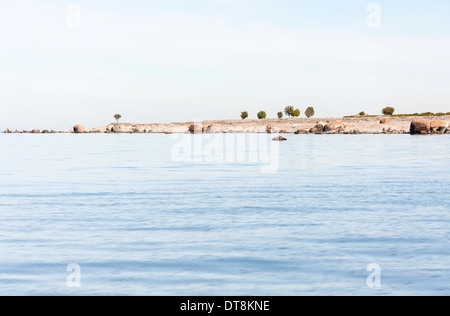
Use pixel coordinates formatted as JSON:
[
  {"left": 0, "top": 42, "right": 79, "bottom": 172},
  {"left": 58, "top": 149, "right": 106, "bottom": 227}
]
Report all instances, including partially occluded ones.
[{"left": 1, "top": 0, "right": 450, "bottom": 130}]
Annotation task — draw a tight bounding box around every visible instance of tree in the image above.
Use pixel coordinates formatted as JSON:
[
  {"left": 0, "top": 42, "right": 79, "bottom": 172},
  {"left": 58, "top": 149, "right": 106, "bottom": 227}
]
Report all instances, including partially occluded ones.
[
  {"left": 114, "top": 114, "right": 122, "bottom": 123},
  {"left": 284, "top": 106, "right": 294, "bottom": 117},
  {"left": 305, "top": 107, "right": 315, "bottom": 118},
  {"left": 257, "top": 111, "right": 267, "bottom": 119},
  {"left": 241, "top": 111, "right": 249, "bottom": 120},
  {"left": 277, "top": 112, "right": 283, "bottom": 119},
  {"left": 293, "top": 109, "right": 301, "bottom": 117},
  {"left": 382, "top": 107, "right": 395, "bottom": 116}
]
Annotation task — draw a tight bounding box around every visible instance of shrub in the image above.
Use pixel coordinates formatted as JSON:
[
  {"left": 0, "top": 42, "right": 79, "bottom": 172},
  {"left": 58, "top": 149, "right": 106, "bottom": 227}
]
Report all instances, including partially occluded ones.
[
  {"left": 277, "top": 112, "right": 283, "bottom": 119},
  {"left": 257, "top": 111, "right": 267, "bottom": 119},
  {"left": 284, "top": 106, "right": 294, "bottom": 117},
  {"left": 382, "top": 107, "right": 395, "bottom": 116},
  {"left": 305, "top": 107, "right": 315, "bottom": 118},
  {"left": 114, "top": 114, "right": 122, "bottom": 123},
  {"left": 359, "top": 111, "right": 366, "bottom": 116},
  {"left": 293, "top": 109, "right": 301, "bottom": 117},
  {"left": 241, "top": 111, "right": 249, "bottom": 120}
]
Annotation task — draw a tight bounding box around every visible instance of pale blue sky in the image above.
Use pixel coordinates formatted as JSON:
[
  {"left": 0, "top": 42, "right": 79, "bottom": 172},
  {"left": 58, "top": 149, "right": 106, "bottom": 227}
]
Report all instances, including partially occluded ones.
[{"left": 1, "top": 0, "right": 450, "bottom": 130}]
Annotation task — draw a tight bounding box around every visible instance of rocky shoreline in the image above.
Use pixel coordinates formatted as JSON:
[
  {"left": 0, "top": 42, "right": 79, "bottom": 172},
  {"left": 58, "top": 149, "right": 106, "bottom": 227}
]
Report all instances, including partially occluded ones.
[{"left": 3, "top": 116, "right": 450, "bottom": 135}]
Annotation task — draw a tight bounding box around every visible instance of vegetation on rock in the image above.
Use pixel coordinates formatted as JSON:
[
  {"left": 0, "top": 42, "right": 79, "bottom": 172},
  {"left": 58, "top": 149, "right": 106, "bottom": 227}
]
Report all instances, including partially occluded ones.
[
  {"left": 305, "top": 107, "right": 315, "bottom": 118},
  {"left": 257, "top": 111, "right": 267, "bottom": 119}
]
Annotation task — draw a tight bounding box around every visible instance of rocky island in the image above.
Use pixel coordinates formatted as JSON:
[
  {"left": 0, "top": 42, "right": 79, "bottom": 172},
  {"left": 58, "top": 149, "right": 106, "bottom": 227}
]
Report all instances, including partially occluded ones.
[{"left": 3, "top": 116, "right": 450, "bottom": 135}]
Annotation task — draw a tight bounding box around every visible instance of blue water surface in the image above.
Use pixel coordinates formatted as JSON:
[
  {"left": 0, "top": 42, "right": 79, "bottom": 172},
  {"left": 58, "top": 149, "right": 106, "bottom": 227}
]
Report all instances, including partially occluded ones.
[{"left": 0, "top": 134, "right": 449, "bottom": 295}]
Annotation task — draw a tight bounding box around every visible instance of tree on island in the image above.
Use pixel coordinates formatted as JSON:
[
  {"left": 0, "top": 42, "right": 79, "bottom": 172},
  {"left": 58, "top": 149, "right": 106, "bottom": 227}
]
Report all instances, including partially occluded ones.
[
  {"left": 114, "top": 114, "right": 122, "bottom": 123},
  {"left": 293, "top": 109, "right": 301, "bottom": 117},
  {"left": 284, "top": 106, "right": 295, "bottom": 117},
  {"left": 241, "top": 111, "right": 249, "bottom": 120},
  {"left": 257, "top": 111, "right": 267, "bottom": 119},
  {"left": 305, "top": 107, "right": 315, "bottom": 118},
  {"left": 277, "top": 112, "right": 283, "bottom": 119},
  {"left": 382, "top": 107, "right": 395, "bottom": 116}
]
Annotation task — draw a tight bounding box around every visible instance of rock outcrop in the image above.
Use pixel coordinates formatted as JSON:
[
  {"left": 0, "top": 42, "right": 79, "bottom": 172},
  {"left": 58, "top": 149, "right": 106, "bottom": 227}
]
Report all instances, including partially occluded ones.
[
  {"left": 324, "top": 120, "right": 345, "bottom": 132},
  {"left": 410, "top": 120, "right": 430, "bottom": 135},
  {"left": 73, "top": 125, "right": 85, "bottom": 133},
  {"left": 272, "top": 136, "right": 287, "bottom": 141},
  {"left": 205, "top": 124, "right": 221, "bottom": 133},
  {"left": 267, "top": 125, "right": 280, "bottom": 134},
  {"left": 309, "top": 127, "right": 323, "bottom": 134},
  {"left": 189, "top": 123, "right": 204, "bottom": 134},
  {"left": 314, "top": 123, "right": 325, "bottom": 133},
  {"left": 112, "top": 125, "right": 133, "bottom": 133},
  {"left": 169, "top": 125, "right": 190, "bottom": 134},
  {"left": 430, "top": 121, "right": 446, "bottom": 133}
]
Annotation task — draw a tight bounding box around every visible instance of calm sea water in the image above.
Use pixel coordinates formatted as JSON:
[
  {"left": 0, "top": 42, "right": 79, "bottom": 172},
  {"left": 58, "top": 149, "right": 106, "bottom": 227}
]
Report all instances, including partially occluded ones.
[{"left": 0, "top": 134, "right": 449, "bottom": 296}]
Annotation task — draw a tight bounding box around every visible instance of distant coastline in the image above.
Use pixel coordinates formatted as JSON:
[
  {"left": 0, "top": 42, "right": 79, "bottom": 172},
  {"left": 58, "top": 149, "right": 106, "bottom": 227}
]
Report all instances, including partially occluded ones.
[{"left": 3, "top": 115, "right": 450, "bottom": 135}]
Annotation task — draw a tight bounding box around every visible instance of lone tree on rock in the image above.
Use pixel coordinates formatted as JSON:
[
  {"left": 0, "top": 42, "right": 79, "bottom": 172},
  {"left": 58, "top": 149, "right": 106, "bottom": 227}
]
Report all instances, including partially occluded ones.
[
  {"left": 277, "top": 112, "right": 283, "bottom": 119},
  {"left": 382, "top": 107, "right": 395, "bottom": 116},
  {"left": 114, "top": 114, "right": 122, "bottom": 123},
  {"left": 257, "top": 111, "right": 267, "bottom": 119},
  {"left": 241, "top": 111, "right": 249, "bottom": 120},
  {"left": 305, "top": 107, "right": 315, "bottom": 118},
  {"left": 284, "top": 106, "right": 295, "bottom": 117}
]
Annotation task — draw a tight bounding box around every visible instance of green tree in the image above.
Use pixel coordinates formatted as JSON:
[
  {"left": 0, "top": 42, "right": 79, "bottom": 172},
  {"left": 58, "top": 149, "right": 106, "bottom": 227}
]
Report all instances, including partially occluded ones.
[
  {"left": 293, "top": 109, "right": 301, "bottom": 117},
  {"left": 382, "top": 107, "right": 395, "bottom": 116},
  {"left": 114, "top": 114, "right": 122, "bottom": 123},
  {"left": 305, "top": 107, "right": 315, "bottom": 118},
  {"left": 277, "top": 112, "right": 283, "bottom": 119},
  {"left": 284, "top": 106, "right": 294, "bottom": 117},
  {"left": 257, "top": 111, "right": 267, "bottom": 119},
  {"left": 241, "top": 111, "right": 249, "bottom": 120}
]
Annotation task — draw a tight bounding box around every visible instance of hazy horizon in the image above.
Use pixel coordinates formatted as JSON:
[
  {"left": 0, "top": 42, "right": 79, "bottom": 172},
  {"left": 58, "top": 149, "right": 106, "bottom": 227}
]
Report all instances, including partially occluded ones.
[{"left": 1, "top": 0, "right": 450, "bottom": 130}]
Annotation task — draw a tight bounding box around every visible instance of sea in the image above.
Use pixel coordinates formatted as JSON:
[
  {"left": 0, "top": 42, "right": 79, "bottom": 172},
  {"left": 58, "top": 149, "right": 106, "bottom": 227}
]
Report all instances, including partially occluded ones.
[{"left": 0, "top": 133, "right": 449, "bottom": 295}]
